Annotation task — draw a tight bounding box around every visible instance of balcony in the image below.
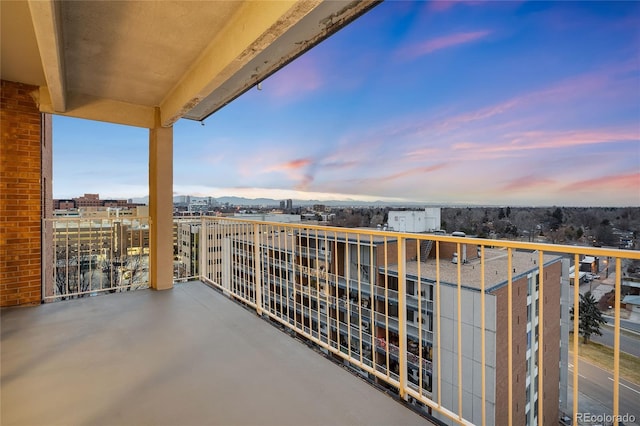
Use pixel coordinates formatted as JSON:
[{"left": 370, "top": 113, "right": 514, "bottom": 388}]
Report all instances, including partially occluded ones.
[
  {"left": 1, "top": 281, "right": 427, "bottom": 426},
  {"left": 4, "top": 216, "right": 640, "bottom": 426}
]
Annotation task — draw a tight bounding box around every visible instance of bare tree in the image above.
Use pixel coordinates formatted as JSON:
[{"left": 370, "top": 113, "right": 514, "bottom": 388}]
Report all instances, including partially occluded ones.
[
  {"left": 123, "top": 251, "right": 147, "bottom": 290},
  {"left": 53, "top": 246, "right": 93, "bottom": 299}
]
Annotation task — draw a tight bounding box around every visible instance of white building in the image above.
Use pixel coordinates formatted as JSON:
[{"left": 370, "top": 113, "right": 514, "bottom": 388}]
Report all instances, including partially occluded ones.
[{"left": 388, "top": 208, "right": 441, "bottom": 233}]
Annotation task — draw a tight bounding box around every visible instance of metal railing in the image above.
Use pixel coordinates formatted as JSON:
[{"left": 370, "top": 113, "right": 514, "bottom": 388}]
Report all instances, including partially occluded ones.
[
  {"left": 173, "top": 217, "right": 202, "bottom": 282},
  {"left": 196, "top": 216, "right": 640, "bottom": 426},
  {"left": 43, "top": 217, "right": 150, "bottom": 301}
]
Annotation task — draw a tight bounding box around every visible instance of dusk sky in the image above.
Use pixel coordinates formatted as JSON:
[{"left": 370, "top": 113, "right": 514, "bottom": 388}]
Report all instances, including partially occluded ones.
[{"left": 53, "top": 0, "right": 640, "bottom": 207}]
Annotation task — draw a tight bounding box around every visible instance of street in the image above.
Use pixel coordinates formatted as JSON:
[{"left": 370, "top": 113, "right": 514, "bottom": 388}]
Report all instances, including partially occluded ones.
[
  {"left": 567, "top": 357, "right": 640, "bottom": 426},
  {"left": 603, "top": 316, "right": 640, "bottom": 334},
  {"left": 590, "top": 323, "right": 640, "bottom": 357}
]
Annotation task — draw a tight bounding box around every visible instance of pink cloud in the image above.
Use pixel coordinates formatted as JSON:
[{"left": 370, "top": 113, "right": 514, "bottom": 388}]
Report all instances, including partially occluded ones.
[
  {"left": 428, "top": 1, "right": 456, "bottom": 12},
  {"left": 266, "top": 158, "right": 312, "bottom": 172},
  {"left": 500, "top": 175, "right": 557, "bottom": 192},
  {"left": 399, "top": 30, "right": 491, "bottom": 59},
  {"left": 264, "top": 158, "right": 315, "bottom": 188},
  {"left": 562, "top": 172, "right": 640, "bottom": 192},
  {"left": 295, "top": 174, "right": 315, "bottom": 191},
  {"left": 427, "top": 1, "right": 490, "bottom": 13},
  {"left": 453, "top": 129, "right": 639, "bottom": 155}
]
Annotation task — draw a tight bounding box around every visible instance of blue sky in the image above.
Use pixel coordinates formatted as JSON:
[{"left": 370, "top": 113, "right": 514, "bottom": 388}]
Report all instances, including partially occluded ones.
[{"left": 53, "top": 0, "right": 640, "bottom": 206}]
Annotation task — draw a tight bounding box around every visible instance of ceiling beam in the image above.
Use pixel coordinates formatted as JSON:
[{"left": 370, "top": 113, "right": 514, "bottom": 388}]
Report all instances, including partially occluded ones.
[
  {"left": 183, "top": 0, "right": 380, "bottom": 122},
  {"left": 159, "top": 0, "right": 320, "bottom": 127},
  {"left": 37, "top": 88, "right": 156, "bottom": 128},
  {"left": 28, "top": 0, "right": 66, "bottom": 112}
]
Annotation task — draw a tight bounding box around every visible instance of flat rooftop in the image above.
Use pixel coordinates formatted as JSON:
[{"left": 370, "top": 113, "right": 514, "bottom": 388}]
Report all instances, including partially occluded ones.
[
  {"left": 1, "top": 282, "right": 429, "bottom": 426},
  {"left": 386, "top": 248, "right": 562, "bottom": 292}
]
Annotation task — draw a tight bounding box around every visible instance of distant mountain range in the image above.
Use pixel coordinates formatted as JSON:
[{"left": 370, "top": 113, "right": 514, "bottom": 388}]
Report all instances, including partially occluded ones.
[{"left": 130, "top": 195, "right": 450, "bottom": 208}]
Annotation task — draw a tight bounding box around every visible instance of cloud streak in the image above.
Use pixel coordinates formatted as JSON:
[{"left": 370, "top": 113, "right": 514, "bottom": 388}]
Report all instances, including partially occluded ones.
[
  {"left": 563, "top": 172, "right": 640, "bottom": 193},
  {"left": 427, "top": 0, "right": 491, "bottom": 13},
  {"left": 453, "top": 129, "right": 639, "bottom": 154},
  {"left": 399, "top": 30, "right": 491, "bottom": 59},
  {"left": 499, "top": 175, "right": 557, "bottom": 192},
  {"left": 265, "top": 158, "right": 313, "bottom": 172}
]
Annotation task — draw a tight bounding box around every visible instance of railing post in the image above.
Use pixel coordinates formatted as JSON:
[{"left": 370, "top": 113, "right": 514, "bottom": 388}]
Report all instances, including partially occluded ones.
[
  {"left": 199, "top": 217, "right": 206, "bottom": 282},
  {"left": 148, "top": 116, "right": 173, "bottom": 290},
  {"left": 613, "top": 257, "right": 621, "bottom": 425},
  {"left": 253, "top": 223, "right": 263, "bottom": 315},
  {"left": 397, "top": 235, "right": 408, "bottom": 399}
]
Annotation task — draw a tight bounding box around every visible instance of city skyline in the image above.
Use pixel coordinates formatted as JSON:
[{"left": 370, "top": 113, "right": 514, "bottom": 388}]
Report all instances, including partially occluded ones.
[{"left": 53, "top": 1, "right": 640, "bottom": 207}]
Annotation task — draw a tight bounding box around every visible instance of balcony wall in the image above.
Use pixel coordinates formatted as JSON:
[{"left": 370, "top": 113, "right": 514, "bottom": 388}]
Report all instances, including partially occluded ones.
[{"left": 0, "top": 80, "right": 52, "bottom": 306}]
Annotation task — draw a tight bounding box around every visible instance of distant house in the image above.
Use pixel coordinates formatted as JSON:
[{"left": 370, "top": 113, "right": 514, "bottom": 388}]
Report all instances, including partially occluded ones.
[
  {"left": 569, "top": 265, "right": 587, "bottom": 285},
  {"left": 579, "top": 256, "right": 599, "bottom": 274},
  {"left": 622, "top": 295, "right": 640, "bottom": 314}
]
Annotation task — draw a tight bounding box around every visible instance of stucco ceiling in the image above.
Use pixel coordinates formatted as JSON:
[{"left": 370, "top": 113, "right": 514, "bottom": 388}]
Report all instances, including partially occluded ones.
[{"left": 0, "top": 0, "right": 378, "bottom": 128}]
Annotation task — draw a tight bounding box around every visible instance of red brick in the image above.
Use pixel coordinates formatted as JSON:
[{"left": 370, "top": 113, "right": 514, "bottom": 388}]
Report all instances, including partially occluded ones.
[{"left": 1, "top": 80, "right": 44, "bottom": 306}]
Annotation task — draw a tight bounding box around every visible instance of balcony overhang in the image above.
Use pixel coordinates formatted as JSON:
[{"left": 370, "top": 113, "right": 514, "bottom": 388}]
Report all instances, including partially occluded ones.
[{"left": 1, "top": 0, "right": 378, "bottom": 128}]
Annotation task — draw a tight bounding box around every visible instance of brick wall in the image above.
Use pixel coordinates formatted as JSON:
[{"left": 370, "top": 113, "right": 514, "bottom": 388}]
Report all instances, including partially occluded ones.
[
  {"left": 541, "top": 261, "right": 561, "bottom": 424},
  {"left": 493, "top": 261, "right": 562, "bottom": 425},
  {"left": 494, "top": 275, "right": 529, "bottom": 426},
  {"left": 0, "top": 80, "right": 43, "bottom": 306}
]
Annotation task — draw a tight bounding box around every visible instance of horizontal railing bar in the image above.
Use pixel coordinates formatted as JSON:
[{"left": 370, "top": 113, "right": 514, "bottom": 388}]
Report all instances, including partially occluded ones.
[{"left": 201, "top": 216, "right": 640, "bottom": 260}]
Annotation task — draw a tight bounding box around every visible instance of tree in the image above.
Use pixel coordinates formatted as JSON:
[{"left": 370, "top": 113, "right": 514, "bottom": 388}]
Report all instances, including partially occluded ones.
[
  {"left": 123, "top": 251, "right": 147, "bottom": 291},
  {"left": 595, "top": 220, "right": 616, "bottom": 246},
  {"left": 53, "top": 247, "right": 93, "bottom": 299},
  {"left": 570, "top": 292, "right": 606, "bottom": 343}
]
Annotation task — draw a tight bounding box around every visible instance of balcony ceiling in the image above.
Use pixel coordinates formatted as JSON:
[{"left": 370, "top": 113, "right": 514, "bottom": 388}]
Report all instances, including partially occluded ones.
[{"left": 0, "top": 0, "right": 377, "bottom": 128}]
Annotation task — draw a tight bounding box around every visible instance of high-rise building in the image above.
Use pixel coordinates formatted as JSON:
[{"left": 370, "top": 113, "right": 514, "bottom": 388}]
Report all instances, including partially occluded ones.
[{"left": 177, "top": 222, "right": 200, "bottom": 278}]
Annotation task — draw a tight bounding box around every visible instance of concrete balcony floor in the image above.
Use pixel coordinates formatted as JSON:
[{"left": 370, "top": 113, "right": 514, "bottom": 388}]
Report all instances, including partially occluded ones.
[{"left": 1, "top": 282, "right": 429, "bottom": 426}]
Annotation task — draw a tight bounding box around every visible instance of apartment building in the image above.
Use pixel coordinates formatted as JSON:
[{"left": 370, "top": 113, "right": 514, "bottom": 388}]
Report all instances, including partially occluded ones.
[
  {"left": 49, "top": 218, "right": 150, "bottom": 299},
  {"left": 204, "top": 225, "right": 564, "bottom": 426},
  {"left": 54, "top": 194, "right": 144, "bottom": 210},
  {"left": 177, "top": 221, "right": 200, "bottom": 278}
]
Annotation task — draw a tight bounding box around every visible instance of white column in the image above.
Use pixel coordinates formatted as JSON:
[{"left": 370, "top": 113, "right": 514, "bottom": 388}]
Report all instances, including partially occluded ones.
[{"left": 149, "top": 110, "right": 173, "bottom": 290}]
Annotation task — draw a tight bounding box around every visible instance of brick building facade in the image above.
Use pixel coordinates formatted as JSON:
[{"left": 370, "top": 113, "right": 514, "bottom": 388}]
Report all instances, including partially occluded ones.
[{"left": 0, "top": 80, "right": 52, "bottom": 306}]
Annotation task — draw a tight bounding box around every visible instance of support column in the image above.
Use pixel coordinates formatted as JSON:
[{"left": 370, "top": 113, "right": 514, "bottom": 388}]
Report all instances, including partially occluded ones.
[{"left": 149, "top": 110, "right": 173, "bottom": 290}]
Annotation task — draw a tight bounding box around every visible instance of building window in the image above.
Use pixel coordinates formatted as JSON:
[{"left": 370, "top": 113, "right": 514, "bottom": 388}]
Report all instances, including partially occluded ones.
[
  {"left": 348, "top": 244, "right": 371, "bottom": 283},
  {"left": 407, "top": 309, "right": 414, "bottom": 323},
  {"left": 407, "top": 280, "right": 416, "bottom": 296}
]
